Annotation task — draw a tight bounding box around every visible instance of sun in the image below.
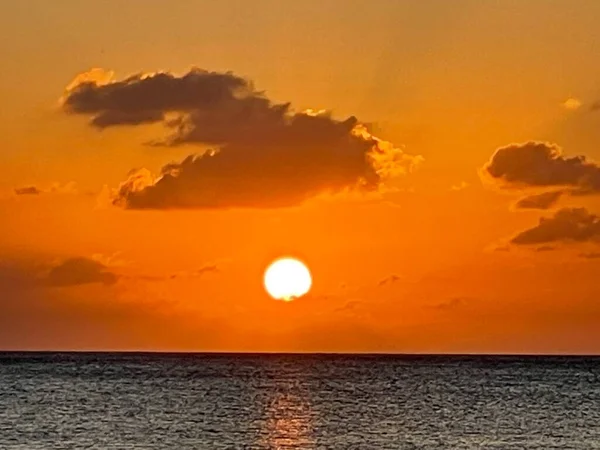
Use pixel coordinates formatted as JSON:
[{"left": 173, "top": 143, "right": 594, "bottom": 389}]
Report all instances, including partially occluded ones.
[{"left": 264, "top": 257, "right": 312, "bottom": 301}]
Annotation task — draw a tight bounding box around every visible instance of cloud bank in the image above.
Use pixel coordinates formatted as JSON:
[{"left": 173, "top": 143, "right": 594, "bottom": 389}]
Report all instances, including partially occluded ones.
[
  {"left": 483, "top": 142, "right": 600, "bottom": 249},
  {"left": 63, "top": 68, "right": 422, "bottom": 209}
]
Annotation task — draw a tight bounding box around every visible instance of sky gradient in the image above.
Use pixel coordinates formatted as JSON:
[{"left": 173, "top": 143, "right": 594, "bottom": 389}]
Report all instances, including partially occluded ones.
[{"left": 2, "top": 0, "right": 600, "bottom": 353}]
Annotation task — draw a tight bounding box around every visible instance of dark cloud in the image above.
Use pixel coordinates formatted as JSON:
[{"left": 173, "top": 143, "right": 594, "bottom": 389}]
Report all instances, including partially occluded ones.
[
  {"left": 0, "top": 257, "right": 117, "bottom": 289},
  {"left": 46, "top": 258, "right": 118, "bottom": 287},
  {"left": 435, "top": 297, "right": 467, "bottom": 311},
  {"left": 13, "top": 183, "right": 78, "bottom": 196},
  {"left": 14, "top": 186, "right": 41, "bottom": 195},
  {"left": 62, "top": 69, "right": 248, "bottom": 128},
  {"left": 378, "top": 274, "right": 401, "bottom": 286},
  {"left": 0, "top": 256, "right": 225, "bottom": 350},
  {"left": 482, "top": 141, "right": 600, "bottom": 194},
  {"left": 511, "top": 208, "right": 600, "bottom": 245},
  {"left": 514, "top": 191, "right": 562, "bottom": 210},
  {"left": 63, "top": 68, "right": 421, "bottom": 209},
  {"left": 535, "top": 245, "right": 555, "bottom": 252},
  {"left": 2, "top": 256, "right": 217, "bottom": 288},
  {"left": 580, "top": 252, "right": 600, "bottom": 259},
  {"left": 192, "top": 264, "right": 219, "bottom": 276}
]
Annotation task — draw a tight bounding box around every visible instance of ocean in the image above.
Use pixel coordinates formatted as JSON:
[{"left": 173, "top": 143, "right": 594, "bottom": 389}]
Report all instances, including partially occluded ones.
[{"left": 0, "top": 353, "right": 599, "bottom": 449}]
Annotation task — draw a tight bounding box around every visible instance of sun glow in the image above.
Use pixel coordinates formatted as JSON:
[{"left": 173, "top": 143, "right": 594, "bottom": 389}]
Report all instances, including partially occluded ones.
[{"left": 264, "top": 258, "right": 312, "bottom": 301}]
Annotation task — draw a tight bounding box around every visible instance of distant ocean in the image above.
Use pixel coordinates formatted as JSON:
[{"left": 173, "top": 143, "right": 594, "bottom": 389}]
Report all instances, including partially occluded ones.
[{"left": 0, "top": 353, "right": 599, "bottom": 449}]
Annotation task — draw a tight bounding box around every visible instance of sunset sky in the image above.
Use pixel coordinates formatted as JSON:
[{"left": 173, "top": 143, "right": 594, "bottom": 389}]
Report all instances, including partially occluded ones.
[{"left": 2, "top": 0, "right": 600, "bottom": 353}]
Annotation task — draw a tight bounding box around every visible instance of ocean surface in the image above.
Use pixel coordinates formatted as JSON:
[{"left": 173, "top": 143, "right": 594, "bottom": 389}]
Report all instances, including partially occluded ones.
[{"left": 0, "top": 354, "right": 599, "bottom": 449}]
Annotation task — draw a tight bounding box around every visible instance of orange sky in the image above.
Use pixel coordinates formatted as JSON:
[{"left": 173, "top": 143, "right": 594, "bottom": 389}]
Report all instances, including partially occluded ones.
[{"left": 2, "top": 0, "right": 600, "bottom": 353}]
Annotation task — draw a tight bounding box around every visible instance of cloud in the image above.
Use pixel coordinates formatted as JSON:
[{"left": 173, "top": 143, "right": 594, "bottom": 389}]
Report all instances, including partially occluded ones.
[
  {"left": 118, "top": 262, "right": 221, "bottom": 282},
  {"left": 482, "top": 141, "right": 600, "bottom": 195},
  {"left": 0, "top": 257, "right": 118, "bottom": 289},
  {"left": 14, "top": 186, "right": 41, "bottom": 195},
  {"left": 378, "top": 274, "right": 401, "bottom": 286},
  {"left": 535, "top": 245, "right": 555, "bottom": 252},
  {"left": 435, "top": 297, "right": 467, "bottom": 311},
  {"left": 62, "top": 69, "right": 250, "bottom": 129},
  {"left": 580, "top": 252, "right": 600, "bottom": 259},
  {"left": 562, "top": 98, "right": 582, "bottom": 110},
  {"left": 48, "top": 181, "right": 78, "bottom": 194},
  {"left": 514, "top": 191, "right": 563, "bottom": 210},
  {"left": 511, "top": 208, "right": 600, "bottom": 245},
  {"left": 45, "top": 258, "right": 118, "bottom": 287},
  {"left": 168, "top": 263, "right": 219, "bottom": 280},
  {"left": 13, "top": 182, "right": 78, "bottom": 196},
  {"left": 192, "top": 264, "right": 219, "bottom": 276},
  {"left": 63, "top": 68, "right": 422, "bottom": 209},
  {"left": 451, "top": 181, "right": 469, "bottom": 191},
  {"left": 0, "top": 254, "right": 225, "bottom": 351}
]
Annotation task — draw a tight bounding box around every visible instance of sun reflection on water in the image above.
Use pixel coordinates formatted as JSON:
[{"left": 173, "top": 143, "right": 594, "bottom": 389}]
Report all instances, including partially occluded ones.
[{"left": 260, "top": 389, "right": 316, "bottom": 450}]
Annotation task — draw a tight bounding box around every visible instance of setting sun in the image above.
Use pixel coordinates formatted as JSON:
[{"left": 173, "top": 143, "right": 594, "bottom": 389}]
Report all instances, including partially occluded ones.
[{"left": 264, "top": 258, "right": 312, "bottom": 301}]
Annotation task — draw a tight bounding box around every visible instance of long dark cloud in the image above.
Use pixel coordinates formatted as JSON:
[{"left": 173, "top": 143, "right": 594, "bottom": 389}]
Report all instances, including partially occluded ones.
[
  {"left": 511, "top": 208, "right": 600, "bottom": 245},
  {"left": 45, "top": 258, "right": 118, "bottom": 287},
  {"left": 580, "top": 252, "right": 600, "bottom": 259},
  {"left": 0, "top": 257, "right": 118, "bottom": 289},
  {"left": 482, "top": 141, "right": 600, "bottom": 194},
  {"left": 514, "top": 191, "right": 563, "bottom": 210},
  {"left": 14, "top": 186, "right": 41, "bottom": 196},
  {"left": 63, "top": 68, "right": 421, "bottom": 209}
]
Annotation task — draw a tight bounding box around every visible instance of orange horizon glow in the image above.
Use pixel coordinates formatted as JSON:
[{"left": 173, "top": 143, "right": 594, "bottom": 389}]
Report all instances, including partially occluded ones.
[{"left": 1, "top": 1, "right": 600, "bottom": 354}]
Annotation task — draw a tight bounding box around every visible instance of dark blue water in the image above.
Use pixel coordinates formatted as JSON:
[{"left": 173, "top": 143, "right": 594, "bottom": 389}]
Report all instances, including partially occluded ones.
[{"left": 0, "top": 353, "right": 599, "bottom": 449}]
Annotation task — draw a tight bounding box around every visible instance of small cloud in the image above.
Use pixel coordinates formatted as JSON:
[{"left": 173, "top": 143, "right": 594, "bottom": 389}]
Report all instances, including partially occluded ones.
[
  {"left": 170, "top": 263, "right": 220, "bottom": 279},
  {"left": 123, "top": 262, "right": 222, "bottom": 282},
  {"left": 378, "top": 274, "right": 401, "bottom": 286},
  {"left": 481, "top": 141, "right": 600, "bottom": 195},
  {"left": 514, "top": 191, "right": 563, "bottom": 210},
  {"left": 580, "top": 252, "right": 600, "bottom": 259},
  {"left": 511, "top": 207, "right": 600, "bottom": 246},
  {"left": 45, "top": 258, "right": 118, "bottom": 287},
  {"left": 435, "top": 297, "right": 467, "bottom": 311},
  {"left": 334, "top": 300, "right": 362, "bottom": 313},
  {"left": 194, "top": 264, "right": 219, "bottom": 275},
  {"left": 451, "top": 181, "right": 469, "bottom": 191},
  {"left": 14, "top": 183, "right": 78, "bottom": 197},
  {"left": 562, "top": 98, "right": 582, "bottom": 110},
  {"left": 49, "top": 181, "right": 78, "bottom": 195},
  {"left": 14, "top": 186, "right": 41, "bottom": 196}
]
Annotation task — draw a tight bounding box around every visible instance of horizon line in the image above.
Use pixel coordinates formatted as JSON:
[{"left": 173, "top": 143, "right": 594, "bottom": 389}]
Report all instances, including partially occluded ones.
[{"left": 1, "top": 350, "right": 599, "bottom": 358}]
